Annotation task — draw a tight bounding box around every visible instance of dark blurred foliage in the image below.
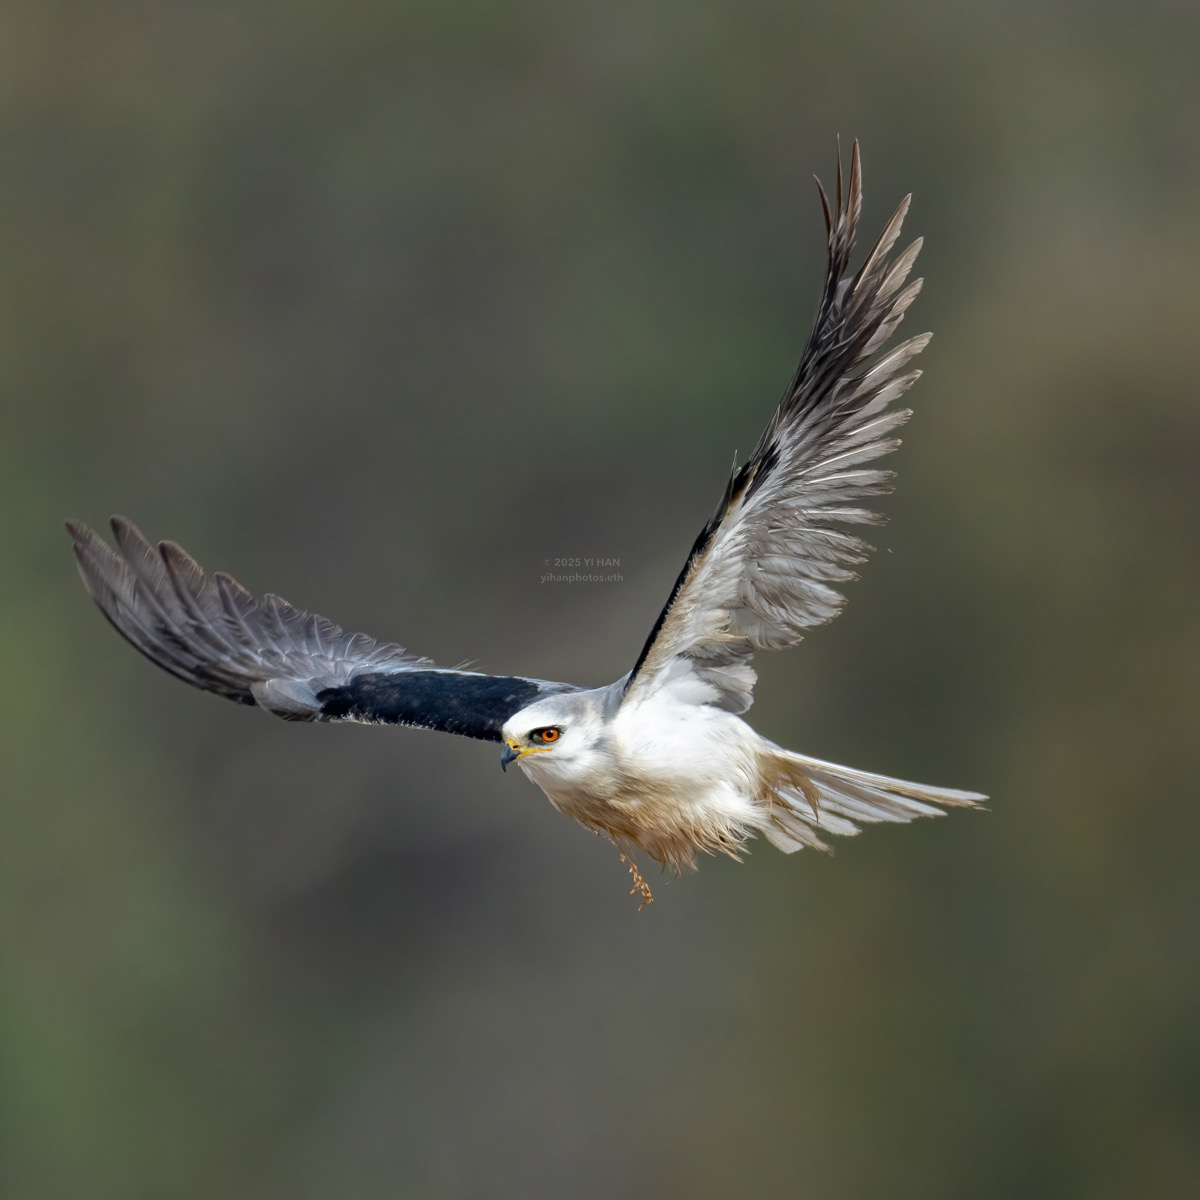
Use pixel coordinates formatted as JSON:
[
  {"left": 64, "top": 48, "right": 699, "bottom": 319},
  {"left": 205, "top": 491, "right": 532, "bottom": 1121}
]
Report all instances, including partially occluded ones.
[{"left": 3, "top": 1, "right": 1199, "bottom": 1196}]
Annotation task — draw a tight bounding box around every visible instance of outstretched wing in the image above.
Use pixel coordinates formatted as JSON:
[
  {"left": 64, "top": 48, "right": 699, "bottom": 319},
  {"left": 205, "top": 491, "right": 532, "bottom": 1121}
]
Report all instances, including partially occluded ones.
[
  {"left": 68, "top": 517, "right": 579, "bottom": 740},
  {"left": 624, "top": 142, "right": 928, "bottom": 714}
]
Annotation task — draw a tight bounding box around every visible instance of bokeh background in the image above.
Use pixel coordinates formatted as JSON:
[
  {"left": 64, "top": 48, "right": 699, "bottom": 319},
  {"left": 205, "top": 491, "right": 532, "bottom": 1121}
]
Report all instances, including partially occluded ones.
[{"left": 4, "top": 2, "right": 1199, "bottom": 1197}]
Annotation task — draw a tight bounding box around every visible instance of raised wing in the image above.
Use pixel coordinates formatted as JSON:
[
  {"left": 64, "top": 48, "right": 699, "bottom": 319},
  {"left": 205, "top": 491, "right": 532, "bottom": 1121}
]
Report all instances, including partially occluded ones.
[
  {"left": 68, "top": 517, "right": 578, "bottom": 740},
  {"left": 624, "top": 142, "right": 928, "bottom": 714}
]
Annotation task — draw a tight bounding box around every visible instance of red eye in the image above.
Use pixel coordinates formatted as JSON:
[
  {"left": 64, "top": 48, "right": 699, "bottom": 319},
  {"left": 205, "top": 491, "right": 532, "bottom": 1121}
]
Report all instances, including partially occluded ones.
[{"left": 539, "top": 728, "right": 560, "bottom": 743}]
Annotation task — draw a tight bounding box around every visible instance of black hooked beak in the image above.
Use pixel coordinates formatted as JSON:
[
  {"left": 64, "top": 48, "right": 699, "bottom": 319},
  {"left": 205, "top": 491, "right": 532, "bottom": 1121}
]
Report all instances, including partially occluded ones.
[{"left": 500, "top": 742, "right": 521, "bottom": 772}]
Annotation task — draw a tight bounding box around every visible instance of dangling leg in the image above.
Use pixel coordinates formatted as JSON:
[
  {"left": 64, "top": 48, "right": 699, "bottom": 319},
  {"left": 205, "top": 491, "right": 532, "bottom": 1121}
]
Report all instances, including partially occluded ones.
[{"left": 618, "top": 849, "right": 654, "bottom": 909}]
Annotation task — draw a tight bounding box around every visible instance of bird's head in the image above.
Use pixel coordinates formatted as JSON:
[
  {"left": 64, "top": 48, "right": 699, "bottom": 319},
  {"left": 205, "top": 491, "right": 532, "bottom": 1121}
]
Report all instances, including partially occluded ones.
[{"left": 500, "top": 690, "right": 606, "bottom": 776}]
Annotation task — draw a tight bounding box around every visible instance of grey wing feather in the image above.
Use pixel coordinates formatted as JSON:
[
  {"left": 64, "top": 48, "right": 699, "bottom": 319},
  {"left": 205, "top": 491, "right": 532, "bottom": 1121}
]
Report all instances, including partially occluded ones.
[
  {"left": 625, "top": 142, "right": 928, "bottom": 714},
  {"left": 69, "top": 517, "right": 577, "bottom": 740}
]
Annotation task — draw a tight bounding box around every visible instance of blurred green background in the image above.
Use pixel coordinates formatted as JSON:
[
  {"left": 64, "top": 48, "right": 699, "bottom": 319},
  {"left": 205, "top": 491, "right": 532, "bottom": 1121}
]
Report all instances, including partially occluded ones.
[{"left": 4, "top": 1, "right": 1199, "bottom": 1197}]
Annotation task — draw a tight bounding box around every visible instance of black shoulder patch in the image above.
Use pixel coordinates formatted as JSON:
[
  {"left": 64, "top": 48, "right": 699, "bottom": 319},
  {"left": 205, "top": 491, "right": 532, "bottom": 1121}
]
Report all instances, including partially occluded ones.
[{"left": 315, "top": 670, "right": 553, "bottom": 742}]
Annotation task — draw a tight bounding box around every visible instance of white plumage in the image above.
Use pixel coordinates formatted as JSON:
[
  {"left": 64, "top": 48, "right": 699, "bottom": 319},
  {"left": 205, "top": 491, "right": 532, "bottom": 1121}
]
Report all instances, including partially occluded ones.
[{"left": 503, "top": 673, "right": 980, "bottom": 876}]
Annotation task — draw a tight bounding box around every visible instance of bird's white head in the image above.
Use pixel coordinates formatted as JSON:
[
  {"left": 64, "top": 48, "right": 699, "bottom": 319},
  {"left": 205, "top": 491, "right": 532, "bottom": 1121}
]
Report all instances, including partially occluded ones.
[{"left": 499, "top": 690, "right": 608, "bottom": 778}]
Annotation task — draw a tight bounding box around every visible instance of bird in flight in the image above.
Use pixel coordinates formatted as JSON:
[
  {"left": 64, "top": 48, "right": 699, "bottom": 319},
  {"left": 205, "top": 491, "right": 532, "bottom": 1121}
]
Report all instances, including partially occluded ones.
[{"left": 68, "top": 143, "right": 984, "bottom": 904}]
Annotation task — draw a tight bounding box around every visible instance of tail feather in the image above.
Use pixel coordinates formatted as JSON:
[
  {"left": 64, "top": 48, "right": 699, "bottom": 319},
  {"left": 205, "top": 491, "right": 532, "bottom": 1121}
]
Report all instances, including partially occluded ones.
[{"left": 759, "top": 748, "right": 986, "bottom": 854}]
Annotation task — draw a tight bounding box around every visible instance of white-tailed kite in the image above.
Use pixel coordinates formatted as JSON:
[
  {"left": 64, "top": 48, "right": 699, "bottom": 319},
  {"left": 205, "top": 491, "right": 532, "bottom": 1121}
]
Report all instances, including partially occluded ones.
[{"left": 68, "top": 143, "right": 984, "bottom": 903}]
